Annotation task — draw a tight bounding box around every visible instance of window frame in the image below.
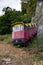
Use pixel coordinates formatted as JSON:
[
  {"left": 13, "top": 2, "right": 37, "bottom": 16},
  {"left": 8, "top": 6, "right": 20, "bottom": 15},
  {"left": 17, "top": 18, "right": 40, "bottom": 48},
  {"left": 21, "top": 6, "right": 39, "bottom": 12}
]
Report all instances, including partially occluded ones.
[{"left": 12, "top": 25, "right": 24, "bottom": 32}]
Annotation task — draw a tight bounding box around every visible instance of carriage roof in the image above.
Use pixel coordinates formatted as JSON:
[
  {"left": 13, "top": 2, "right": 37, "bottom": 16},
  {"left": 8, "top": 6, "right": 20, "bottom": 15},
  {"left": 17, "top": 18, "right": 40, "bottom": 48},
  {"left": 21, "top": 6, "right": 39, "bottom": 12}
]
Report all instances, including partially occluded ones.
[
  {"left": 11, "top": 22, "right": 37, "bottom": 27},
  {"left": 11, "top": 22, "right": 24, "bottom": 26}
]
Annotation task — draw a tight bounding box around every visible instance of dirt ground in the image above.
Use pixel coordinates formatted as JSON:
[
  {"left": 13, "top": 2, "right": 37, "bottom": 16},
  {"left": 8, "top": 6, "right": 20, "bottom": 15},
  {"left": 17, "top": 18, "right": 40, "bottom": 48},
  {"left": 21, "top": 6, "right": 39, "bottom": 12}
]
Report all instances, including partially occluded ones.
[
  {"left": 0, "top": 35, "right": 43, "bottom": 65},
  {"left": 0, "top": 43, "right": 35, "bottom": 65}
]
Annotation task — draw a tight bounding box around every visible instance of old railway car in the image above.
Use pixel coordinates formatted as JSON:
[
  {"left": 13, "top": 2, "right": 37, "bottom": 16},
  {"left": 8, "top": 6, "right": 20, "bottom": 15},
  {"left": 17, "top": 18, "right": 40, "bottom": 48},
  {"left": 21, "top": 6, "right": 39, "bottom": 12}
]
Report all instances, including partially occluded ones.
[{"left": 12, "top": 22, "right": 37, "bottom": 45}]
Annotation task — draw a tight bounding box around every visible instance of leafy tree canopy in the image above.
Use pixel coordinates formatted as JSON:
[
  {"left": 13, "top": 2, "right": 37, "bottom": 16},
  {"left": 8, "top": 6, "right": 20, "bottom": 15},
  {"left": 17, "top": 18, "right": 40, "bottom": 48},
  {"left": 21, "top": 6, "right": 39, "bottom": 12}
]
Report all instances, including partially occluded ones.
[{"left": 0, "top": 0, "right": 38, "bottom": 34}]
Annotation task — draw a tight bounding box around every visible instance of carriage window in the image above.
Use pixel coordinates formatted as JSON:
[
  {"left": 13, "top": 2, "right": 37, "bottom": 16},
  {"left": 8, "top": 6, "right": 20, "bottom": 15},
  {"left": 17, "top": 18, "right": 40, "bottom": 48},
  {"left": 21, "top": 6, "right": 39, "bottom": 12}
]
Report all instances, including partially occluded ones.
[
  {"left": 15, "top": 26, "right": 19, "bottom": 30},
  {"left": 13, "top": 26, "right": 20, "bottom": 32},
  {"left": 20, "top": 25, "right": 24, "bottom": 30},
  {"left": 12, "top": 25, "right": 24, "bottom": 32}
]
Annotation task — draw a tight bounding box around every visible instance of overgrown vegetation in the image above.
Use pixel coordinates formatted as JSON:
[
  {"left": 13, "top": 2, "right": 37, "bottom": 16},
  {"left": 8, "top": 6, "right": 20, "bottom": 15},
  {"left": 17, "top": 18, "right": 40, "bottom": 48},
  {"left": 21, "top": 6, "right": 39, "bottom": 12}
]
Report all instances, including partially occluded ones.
[
  {"left": 0, "top": 34, "right": 43, "bottom": 52},
  {"left": 0, "top": 34, "right": 11, "bottom": 44},
  {"left": 0, "top": 54, "right": 10, "bottom": 60},
  {"left": 23, "top": 36, "right": 43, "bottom": 64},
  {"left": 0, "top": 0, "right": 37, "bottom": 35},
  {"left": 0, "top": 34, "right": 43, "bottom": 65}
]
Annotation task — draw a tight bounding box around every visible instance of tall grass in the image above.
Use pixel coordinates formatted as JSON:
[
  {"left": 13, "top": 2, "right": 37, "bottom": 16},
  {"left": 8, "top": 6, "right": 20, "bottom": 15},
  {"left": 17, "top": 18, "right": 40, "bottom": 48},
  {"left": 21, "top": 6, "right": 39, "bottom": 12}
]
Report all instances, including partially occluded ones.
[{"left": 0, "top": 34, "right": 12, "bottom": 44}]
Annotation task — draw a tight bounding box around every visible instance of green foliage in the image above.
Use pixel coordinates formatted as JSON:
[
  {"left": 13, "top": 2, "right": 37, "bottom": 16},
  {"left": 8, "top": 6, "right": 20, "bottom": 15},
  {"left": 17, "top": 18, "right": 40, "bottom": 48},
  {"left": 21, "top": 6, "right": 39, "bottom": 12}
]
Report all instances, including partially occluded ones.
[
  {"left": 2, "top": 6, "right": 12, "bottom": 14},
  {"left": 0, "top": 7, "right": 22, "bottom": 34},
  {"left": 21, "top": 14, "right": 31, "bottom": 23},
  {"left": 0, "top": 0, "right": 38, "bottom": 34},
  {"left": 21, "top": 2, "right": 27, "bottom": 14},
  {"left": 21, "top": 0, "right": 38, "bottom": 22}
]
